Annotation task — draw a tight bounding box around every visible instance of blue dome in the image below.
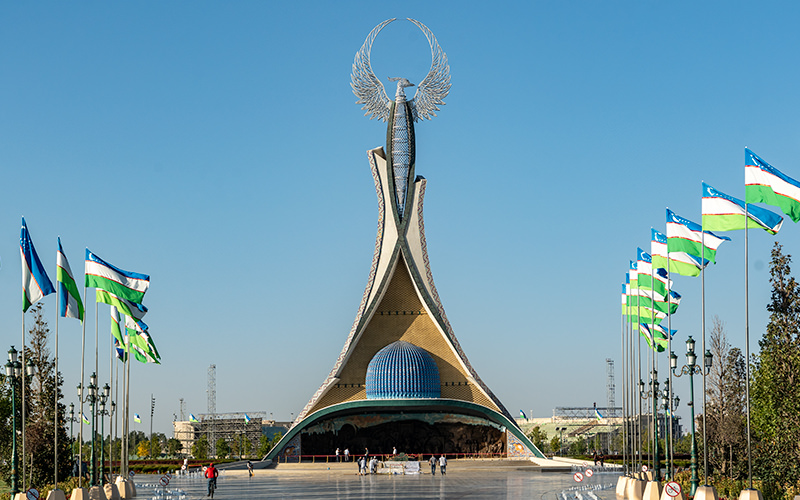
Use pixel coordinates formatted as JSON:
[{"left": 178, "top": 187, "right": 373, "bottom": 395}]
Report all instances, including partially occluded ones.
[{"left": 365, "top": 341, "right": 441, "bottom": 399}]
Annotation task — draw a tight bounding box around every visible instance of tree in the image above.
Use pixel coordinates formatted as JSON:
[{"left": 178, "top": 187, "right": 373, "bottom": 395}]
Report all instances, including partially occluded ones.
[
  {"left": 20, "top": 304, "right": 72, "bottom": 487},
  {"left": 751, "top": 243, "right": 800, "bottom": 490},
  {"left": 526, "top": 426, "right": 548, "bottom": 453},
  {"left": 137, "top": 440, "right": 150, "bottom": 458},
  {"left": 192, "top": 435, "right": 209, "bottom": 459},
  {"left": 167, "top": 438, "right": 182, "bottom": 457},
  {"left": 150, "top": 433, "right": 164, "bottom": 458},
  {"left": 215, "top": 438, "right": 230, "bottom": 458},
  {"left": 702, "top": 316, "right": 746, "bottom": 479},
  {"left": 550, "top": 435, "right": 561, "bottom": 455}
]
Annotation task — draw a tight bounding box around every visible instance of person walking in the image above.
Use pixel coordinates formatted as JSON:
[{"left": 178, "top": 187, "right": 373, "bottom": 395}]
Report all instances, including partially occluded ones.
[
  {"left": 358, "top": 456, "right": 366, "bottom": 475},
  {"left": 439, "top": 455, "right": 447, "bottom": 475},
  {"left": 429, "top": 455, "right": 437, "bottom": 475},
  {"left": 336, "top": 447, "right": 340, "bottom": 462},
  {"left": 344, "top": 447, "right": 350, "bottom": 462},
  {"left": 247, "top": 460, "right": 253, "bottom": 477}
]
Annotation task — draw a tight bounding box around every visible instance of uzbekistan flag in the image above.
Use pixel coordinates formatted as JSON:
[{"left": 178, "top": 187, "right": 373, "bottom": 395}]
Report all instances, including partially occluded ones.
[
  {"left": 667, "top": 209, "right": 729, "bottom": 265},
  {"left": 702, "top": 182, "right": 783, "bottom": 234},
  {"left": 85, "top": 250, "right": 150, "bottom": 303},
  {"left": 245, "top": 414, "right": 252, "bottom": 423},
  {"left": 621, "top": 283, "right": 627, "bottom": 316},
  {"left": 189, "top": 414, "right": 199, "bottom": 422},
  {"left": 595, "top": 408, "right": 603, "bottom": 422},
  {"left": 629, "top": 261, "right": 638, "bottom": 289},
  {"left": 519, "top": 410, "right": 528, "bottom": 421},
  {"left": 650, "top": 229, "right": 669, "bottom": 271},
  {"left": 639, "top": 323, "right": 668, "bottom": 352},
  {"left": 82, "top": 413, "right": 90, "bottom": 424},
  {"left": 57, "top": 238, "right": 84, "bottom": 320},
  {"left": 113, "top": 336, "right": 127, "bottom": 362},
  {"left": 636, "top": 248, "right": 672, "bottom": 298},
  {"left": 97, "top": 289, "right": 148, "bottom": 321},
  {"left": 627, "top": 305, "right": 666, "bottom": 325},
  {"left": 745, "top": 148, "right": 800, "bottom": 222},
  {"left": 21, "top": 218, "right": 55, "bottom": 312},
  {"left": 134, "top": 413, "right": 142, "bottom": 423}
]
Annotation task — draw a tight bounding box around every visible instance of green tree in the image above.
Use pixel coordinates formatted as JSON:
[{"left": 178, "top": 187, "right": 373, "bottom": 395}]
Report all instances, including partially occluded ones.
[
  {"left": 150, "top": 433, "right": 164, "bottom": 458},
  {"left": 526, "top": 426, "right": 548, "bottom": 453},
  {"left": 167, "top": 438, "right": 182, "bottom": 457},
  {"left": 550, "top": 435, "right": 561, "bottom": 455},
  {"left": 192, "top": 435, "right": 209, "bottom": 459},
  {"left": 751, "top": 243, "right": 800, "bottom": 491},
  {"left": 216, "top": 438, "right": 230, "bottom": 458}
]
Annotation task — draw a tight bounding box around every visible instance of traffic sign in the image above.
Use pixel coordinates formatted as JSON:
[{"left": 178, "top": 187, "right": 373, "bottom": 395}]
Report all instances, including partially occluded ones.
[
  {"left": 641, "top": 465, "right": 649, "bottom": 472},
  {"left": 129, "top": 471, "right": 136, "bottom": 477},
  {"left": 585, "top": 468, "right": 594, "bottom": 478},
  {"left": 665, "top": 481, "right": 682, "bottom": 498},
  {"left": 181, "top": 464, "right": 187, "bottom": 471},
  {"left": 26, "top": 488, "right": 39, "bottom": 500},
  {"left": 159, "top": 476, "right": 169, "bottom": 487},
  {"left": 573, "top": 472, "right": 584, "bottom": 483}
]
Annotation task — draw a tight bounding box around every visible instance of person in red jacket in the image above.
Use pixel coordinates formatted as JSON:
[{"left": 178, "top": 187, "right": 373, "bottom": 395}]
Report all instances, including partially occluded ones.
[{"left": 205, "top": 463, "right": 219, "bottom": 497}]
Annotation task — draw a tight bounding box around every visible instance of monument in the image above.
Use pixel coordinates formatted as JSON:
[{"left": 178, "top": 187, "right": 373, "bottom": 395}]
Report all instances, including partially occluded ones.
[{"left": 265, "top": 19, "right": 543, "bottom": 461}]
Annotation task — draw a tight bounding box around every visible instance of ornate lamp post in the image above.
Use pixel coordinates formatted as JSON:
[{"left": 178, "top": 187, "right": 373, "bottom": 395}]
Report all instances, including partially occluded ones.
[
  {"left": 79, "top": 373, "right": 99, "bottom": 486},
  {"left": 5, "top": 346, "right": 23, "bottom": 496},
  {"left": 98, "top": 383, "right": 111, "bottom": 485},
  {"left": 638, "top": 370, "right": 661, "bottom": 481},
  {"left": 68, "top": 402, "right": 79, "bottom": 468},
  {"left": 671, "top": 336, "right": 712, "bottom": 496},
  {"left": 555, "top": 426, "right": 567, "bottom": 455}
]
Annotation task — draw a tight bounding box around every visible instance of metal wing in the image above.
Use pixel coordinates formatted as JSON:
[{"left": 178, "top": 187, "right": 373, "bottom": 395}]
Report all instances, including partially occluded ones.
[
  {"left": 408, "top": 18, "right": 451, "bottom": 122},
  {"left": 351, "top": 19, "right": 395, "bottom": 122}
]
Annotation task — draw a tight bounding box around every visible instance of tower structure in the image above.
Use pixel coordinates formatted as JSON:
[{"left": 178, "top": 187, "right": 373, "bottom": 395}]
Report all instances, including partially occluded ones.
[
  {"left": 208, "top": 364, "right": 216, "bottom": 456},
  {"left": 265, "top": 19, "right": 543, "bottom": 461},
  {"left": 606, "top": 358, "right": 616, "bottom": 417}
]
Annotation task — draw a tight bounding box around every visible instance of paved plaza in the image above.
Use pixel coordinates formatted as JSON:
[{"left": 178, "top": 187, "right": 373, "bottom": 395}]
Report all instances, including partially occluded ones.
[{"left": 136, "top": 469, "right": 619, "bottom": 499}]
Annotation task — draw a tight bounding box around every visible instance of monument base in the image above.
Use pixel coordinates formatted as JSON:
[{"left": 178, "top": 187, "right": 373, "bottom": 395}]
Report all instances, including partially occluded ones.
[
  {"left": 643, "top": 480, "right": 662, "bottom": 500},
  {"left": 738, "top": 489, "right": 763, "bottom": 500},
  {"left": 616, "top": 476, "right": 630, "bottom": 499},
  {"left": 45, "top": 489, "right": 68, "bottom": 500},
  {"left": 626, "top": 478, "right": 646, "bottom": 500},
  {"left": 694, "top": 485, "right": 719, "bottom": 500},
  {"left": 69, "top": 488, "right": 88, "bottom": 500}
]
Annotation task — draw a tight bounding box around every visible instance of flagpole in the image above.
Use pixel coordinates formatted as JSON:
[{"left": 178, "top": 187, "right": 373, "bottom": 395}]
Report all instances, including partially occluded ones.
[
  {"left": 701, "top": 232, "right": 709, "bottom": 485},
  {"left": 667, "top": 257, "right": 674, "bottom": 481},
  {"left": 621, "top": 295, "right": 627, "bottom": 476},
  {"left": 744, "top": 204, "right": 753, "bottom": 489},
  {"left": 55, "top": 278, "right": 60, "bottom": 490},
  {"left": 21, "top": 309, "right": 27, "bottom": 491},
  {"left": 114, "top": 346, "right": 120, "bottom": 479},
  {"left": 125, "top": 339, "right": 132, "bottom": 477},
  {"left": 79, "top": 284, "right": 87, "bottom": 489},
  {"left": 109, "top": 329, "right": 114, "bottom": 483},
  {"left": 637, "top": 288, "right": 643, "bottom": 474}
]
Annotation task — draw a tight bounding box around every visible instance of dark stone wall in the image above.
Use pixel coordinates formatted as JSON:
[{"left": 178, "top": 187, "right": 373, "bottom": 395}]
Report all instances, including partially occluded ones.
[{"left": 301, "top": 419, "right": 505, "bottom": 456}]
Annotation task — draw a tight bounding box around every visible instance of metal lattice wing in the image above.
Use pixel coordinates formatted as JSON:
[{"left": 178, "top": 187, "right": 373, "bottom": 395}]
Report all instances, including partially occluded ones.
[
  {"left": 351, "top": 19, "right": 395, "bottom": 122},
  {"left": 408, "top": 18, "right": 451, "bottom": 122}
]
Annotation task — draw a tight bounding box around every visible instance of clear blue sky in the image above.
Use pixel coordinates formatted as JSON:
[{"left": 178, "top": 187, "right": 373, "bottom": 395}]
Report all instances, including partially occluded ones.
[{"left": 2, "top": 1, "right": 800, "bottom": 436}]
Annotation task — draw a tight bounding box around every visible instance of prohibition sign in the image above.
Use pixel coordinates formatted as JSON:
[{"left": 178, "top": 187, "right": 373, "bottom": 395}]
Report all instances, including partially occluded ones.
[
  {"left": 573, "top": 472, "right": 584, "bottom": 483},
  {"left": 26, "top": 488, "right": 40, "bottom": 500},
  {"left": 159, "top": 476, "right": 169, "bottom": 487},
  {"left": 665, "top": 481, "right": 682, "bottom": 498},
  {"left": 129, "top": 471, "right": 136, "bottom": 477},
  {"left": 641, "top": 465, "right": 649, "bottom": 472},
  {"left": 585, "top": 468, "right": 594, "bottom": 478}
]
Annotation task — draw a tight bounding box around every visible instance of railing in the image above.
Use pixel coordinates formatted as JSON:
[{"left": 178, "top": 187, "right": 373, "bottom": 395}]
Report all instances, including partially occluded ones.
[{"left": 274, "top": 452, "right": 509, "bottom": 463}]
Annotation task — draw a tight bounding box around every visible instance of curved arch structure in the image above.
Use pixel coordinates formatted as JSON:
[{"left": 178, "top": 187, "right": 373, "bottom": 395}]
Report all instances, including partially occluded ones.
[{"left": 265, "top": 144, "right": 545, "bottom": 461}]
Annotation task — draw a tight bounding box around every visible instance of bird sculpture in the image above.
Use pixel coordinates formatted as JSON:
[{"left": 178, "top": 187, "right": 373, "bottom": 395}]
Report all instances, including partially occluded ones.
[{"left": 351, "top": 19, "right": 451, "bottom": 219}]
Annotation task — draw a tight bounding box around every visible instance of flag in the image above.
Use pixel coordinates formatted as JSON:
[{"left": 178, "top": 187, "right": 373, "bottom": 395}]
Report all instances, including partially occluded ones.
[
  {"left": 57, "top": 238, "right": 84, "bottom": 320},
  {"left": 82, "top": 413, "right": 90, "bottom": 424},
  {"left": 667, "top": 209, "right": 729, "bottom": 265},
  {"left": 244, "top": 414, "right": 252, "bottom": 423},
  {"left": 134, "top": 414, "right": 141, "bottom": 423},
  {"left": 595, "top": 408, "right": 604, "bottom": 422},
  {"left": 651, "top": 322, "right": 677, "bottom": 339},
  {"left": 113, "top": 336, "right": 127, "bottom": 362},
  {"left": 97, "top": 289, "right": 148, "bottom": 321},
  {"left": 745, "top": 148, "right": 800, "bottom": 222},
  {"left": 124, "top": 316, "right": 161, "bottom": 364},
  {"left": 650, "top": 229, "right": 669, "bottom": 270},
  {"left": 85, "top": 250, "right": 150, "bottom": 303},
  {"left": 702, "top": 182, "right": 783, "bottom": 234},
  {"left": 111, "top": 307, "right": 127, "bottom": 361},
  {"left": 629, "top": 289, "right": 680, "bottom": 315},
  {"left": 627, "top": 305, "right": 666, "bottom": 325},
  {"left": 621, "top": 283, "right": 628, "bottom": 316},
  {"left": 629, "top": 261, "right": 638, "bottom": 289},
  {"left": 189, "top": 414, "right": 199, "bottom": 423},
  {"left": 636, "top": 248, "right": 672, "bottom": 298},
  {"left": 639, "top": 323, "right": 668, "bottom": 352},
  {"left": 20, "top": 218, "right": 55, "bottom": 312},
  {"left": 519, "top": 410, "right": 528, "bottom": 421}
]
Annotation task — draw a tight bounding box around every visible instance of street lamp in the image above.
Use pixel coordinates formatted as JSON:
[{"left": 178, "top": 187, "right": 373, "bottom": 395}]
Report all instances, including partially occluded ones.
[
  {"left": 78, "top": 373, "right": 99, "bottom": 486},
  {"left": 98, "top": 383, "right": 113, "bottom": 485},
  {"left": 68, "top": 403, "right": 79, "bottom": 461},
  {"left": 555, "top": 427, "right": 567, "bottom": 455},
  {"left": 5, "top": 346, "right": 23, "bottom": 495},
  {"left": 671, "top": 336, "right": 712, "bottom": 496},
  {"left": 639, "top": 370, "right": 661, "bottom": 481}
]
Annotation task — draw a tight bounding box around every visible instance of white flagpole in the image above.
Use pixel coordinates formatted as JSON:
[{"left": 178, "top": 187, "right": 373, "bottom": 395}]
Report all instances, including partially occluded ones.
[
  {"left": 621, "top": 291, "right": 627, "bottom": 475},
  {"left": 701, "top": 231, "right": 709, "bottom": 485},
  {"left": 79, "top": 284, "right": 87, "bottom": 489},
  {"left": 667, "top": 256, "right": 674, "bottom": 480},
  {"left": 744, "top": 204, "right": 753, "bottom": 489},
  {"left": 21, "top": 309, "right": 27, "bottom": 491},
  {"left": 55, "top": 273, "right": 60, "bottom": 490}
]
